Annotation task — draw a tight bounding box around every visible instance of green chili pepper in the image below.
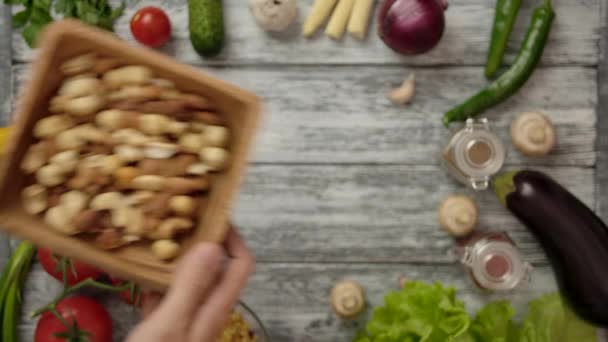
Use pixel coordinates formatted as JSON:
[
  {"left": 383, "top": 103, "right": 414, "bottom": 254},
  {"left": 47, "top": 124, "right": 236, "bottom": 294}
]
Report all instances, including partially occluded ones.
[
  {"left": 0, "top": 242, "right": 35, "bottom": 342},
  {"left": 485, "top": 0, "right": 522, "bottom": 78},
  {"left": 443, "top": 0, "right": 555, "bottom": 127}
]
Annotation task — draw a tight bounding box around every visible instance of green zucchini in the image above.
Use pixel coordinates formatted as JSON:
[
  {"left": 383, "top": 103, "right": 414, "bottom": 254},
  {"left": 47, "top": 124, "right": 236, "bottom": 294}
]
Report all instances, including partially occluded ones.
[{"left": 188, "top": 0, "right": 225, "bottom": 57}]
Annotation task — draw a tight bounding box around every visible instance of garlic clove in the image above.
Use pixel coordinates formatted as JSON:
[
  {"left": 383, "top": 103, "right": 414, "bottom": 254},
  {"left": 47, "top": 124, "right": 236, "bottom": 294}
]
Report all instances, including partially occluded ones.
[
  {"left": 388, "top": 74, "right": 416, "bottom": 105},
  {"left": 511, "top": 112, "right": 556, "bottom": 157},
  {"left": 438, "top": 195, "right": 478, "bottom": 237}
]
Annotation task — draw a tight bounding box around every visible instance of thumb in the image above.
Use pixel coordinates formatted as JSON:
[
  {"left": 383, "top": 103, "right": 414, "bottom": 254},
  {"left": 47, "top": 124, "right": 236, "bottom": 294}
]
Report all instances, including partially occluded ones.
[{"left": 153, "top": 243, "right": 225, "bottom": 321}]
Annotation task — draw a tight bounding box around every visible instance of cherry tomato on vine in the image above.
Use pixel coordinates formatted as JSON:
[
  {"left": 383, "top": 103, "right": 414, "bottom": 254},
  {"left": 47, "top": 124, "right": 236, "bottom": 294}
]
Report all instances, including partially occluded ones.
[
  {"left": 130, "top": 6, "right": 172, "bottom": 48},
  {"left": 34, "top": 296, "right": 112, "bottom": 342},
  {"left": 38, "top": 248, "right": 104, "bottom": 286}
]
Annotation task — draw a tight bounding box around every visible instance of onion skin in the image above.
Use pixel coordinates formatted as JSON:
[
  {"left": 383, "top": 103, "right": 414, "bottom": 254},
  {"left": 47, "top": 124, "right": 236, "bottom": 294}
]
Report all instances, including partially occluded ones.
[{"left": 378, "top": 0, "right": 447, "bottom": 55}]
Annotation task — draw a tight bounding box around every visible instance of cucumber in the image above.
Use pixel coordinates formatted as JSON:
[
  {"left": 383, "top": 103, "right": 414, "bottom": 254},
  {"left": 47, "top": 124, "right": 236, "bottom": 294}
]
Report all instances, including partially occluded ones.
[{"left": 188, "top": 0, "right": 225, "bottom": 57}]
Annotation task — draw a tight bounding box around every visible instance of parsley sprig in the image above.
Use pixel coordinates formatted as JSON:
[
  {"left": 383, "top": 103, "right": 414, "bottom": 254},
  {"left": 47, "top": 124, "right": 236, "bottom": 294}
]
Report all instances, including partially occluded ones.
[{"left": 5, "top": 0, "right": 125, "bottom": 47}]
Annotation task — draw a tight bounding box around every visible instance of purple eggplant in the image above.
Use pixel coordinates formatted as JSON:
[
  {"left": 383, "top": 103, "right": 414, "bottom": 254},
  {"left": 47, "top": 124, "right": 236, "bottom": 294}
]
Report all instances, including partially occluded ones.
[{"left": 494, "top": 170, "right": 608, "bottom": 326}]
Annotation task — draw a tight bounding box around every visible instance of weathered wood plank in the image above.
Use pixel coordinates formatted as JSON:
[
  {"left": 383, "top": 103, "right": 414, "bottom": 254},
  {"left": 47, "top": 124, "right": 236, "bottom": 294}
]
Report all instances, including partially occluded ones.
[
  {"left": 17, "top": 262, "right": 559, "bottom": 342},
  {"left": 0, "top": 3, "right": 13, "bottom": 266},
  {"left": 596, "top": 0, "right": 608, "bottom": 218},
  {"left": 233, "top": 165, "right": 593, "bottom": 265},
  {"left": 3, "top": 164, "right": 592, "bottom": 266},
  {"left": 10, "top": 0, "right": 602, "bottom": 67},
  {"left": 12, "top": 65, "right": 597, "bottom": 166}
]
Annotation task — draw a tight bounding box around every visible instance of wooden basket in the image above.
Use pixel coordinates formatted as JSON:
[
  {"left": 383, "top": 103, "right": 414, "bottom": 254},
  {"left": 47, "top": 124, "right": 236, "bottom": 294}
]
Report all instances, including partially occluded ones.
[{"left": 0, "top": 20, "right": 261, "bottom": 290}]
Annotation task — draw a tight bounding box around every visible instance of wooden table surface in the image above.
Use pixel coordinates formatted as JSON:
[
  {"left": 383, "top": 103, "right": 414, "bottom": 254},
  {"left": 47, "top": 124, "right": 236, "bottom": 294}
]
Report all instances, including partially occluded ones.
[{"left": 1, "top": 0, "right": 607, "bottom": 340}]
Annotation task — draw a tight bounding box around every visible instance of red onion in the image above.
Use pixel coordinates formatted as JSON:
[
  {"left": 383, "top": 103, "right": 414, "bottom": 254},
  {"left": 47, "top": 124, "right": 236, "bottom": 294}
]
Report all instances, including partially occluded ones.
[{"left": 378, "top": 0, "right": 448, "bottom": 55}]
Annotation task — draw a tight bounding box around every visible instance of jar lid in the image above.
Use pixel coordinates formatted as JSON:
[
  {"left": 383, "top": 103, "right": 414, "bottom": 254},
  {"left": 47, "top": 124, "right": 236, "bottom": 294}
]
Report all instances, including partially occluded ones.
[
  {"left": 462, "top": 240, "right": 532, "bottom": 291},
  {"left": 453, "top": 119, "right": 506, "bottom": 190}
]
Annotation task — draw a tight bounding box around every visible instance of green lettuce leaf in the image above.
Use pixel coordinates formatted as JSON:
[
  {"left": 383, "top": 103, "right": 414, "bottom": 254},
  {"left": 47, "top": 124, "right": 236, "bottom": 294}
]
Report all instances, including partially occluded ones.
[
  {"left": 469, "top": 300, "right": 517, "bottom": 342},
  {"left": 517, "top": 293, "right": 597, "bottom": 342},
  {"left": 356, "top": 281, "right": 472, "bottom": 342}
]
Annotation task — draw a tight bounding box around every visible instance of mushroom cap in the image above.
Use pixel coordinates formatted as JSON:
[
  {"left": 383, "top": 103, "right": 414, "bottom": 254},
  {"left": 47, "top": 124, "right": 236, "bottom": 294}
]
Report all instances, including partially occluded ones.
[
  {"left": 250, "top": 0, "right": 298, "bottom": 32},
  {"left": 438, "top": 195, "right": 478, "bottom": 237},
  {"left": 331, "top": 281, "right": 365, "bottom": 319},
  {"left": 511, "top": 112, "right": 556, "bottom": 156}
]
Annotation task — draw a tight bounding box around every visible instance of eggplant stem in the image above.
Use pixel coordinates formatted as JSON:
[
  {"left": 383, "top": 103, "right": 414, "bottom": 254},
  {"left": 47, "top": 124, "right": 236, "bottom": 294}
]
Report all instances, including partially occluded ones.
[{"left": 492, "top": 171, "right": 519, "bottom": 207}]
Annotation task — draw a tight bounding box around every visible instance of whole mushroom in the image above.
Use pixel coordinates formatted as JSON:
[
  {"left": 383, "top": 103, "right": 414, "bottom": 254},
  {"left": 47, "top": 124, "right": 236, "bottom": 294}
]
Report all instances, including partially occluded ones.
[
  {"left": 511, "top": 112, "right": 556, "bottom": 156},
  {"left": 438, "top": 195, "right": 478, "bottom": 237},
  {"left": 250, "top": 0, "right": 298, "bottom": 32},
  {"left": 331, "top": 280, "right": 366, "bottom": 319}
]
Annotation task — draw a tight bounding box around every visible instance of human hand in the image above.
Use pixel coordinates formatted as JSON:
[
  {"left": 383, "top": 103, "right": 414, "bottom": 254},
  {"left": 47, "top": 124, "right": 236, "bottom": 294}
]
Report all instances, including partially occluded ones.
[{"left": 126, "top": 228, "right": 254, "bottom": 342}]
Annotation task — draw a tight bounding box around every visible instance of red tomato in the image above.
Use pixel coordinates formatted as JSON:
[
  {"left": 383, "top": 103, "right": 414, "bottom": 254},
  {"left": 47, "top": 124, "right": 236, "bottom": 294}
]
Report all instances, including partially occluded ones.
[
  {"left": 34, "top": 296, "right": 112, "bottom": 342},
  {"left": 38, "top": 248, "right": 103, "bottom": 286},
  {"left": 130, "top": 6, "right": 172, "bottom": 48},
  {"left": 110, "top": 277, "right": 143, "bottom": 307}
]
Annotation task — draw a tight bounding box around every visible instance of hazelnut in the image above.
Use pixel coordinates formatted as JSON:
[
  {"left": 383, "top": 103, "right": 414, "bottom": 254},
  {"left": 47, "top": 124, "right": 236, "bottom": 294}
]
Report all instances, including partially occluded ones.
[
  {"left": 168, "top": 195, "right": 198, "bottom": 216},
  {"left": 150, "top": 239, "right": 180, "bottom": 260},
  {"left": 114, "top": 167, "right": 140, "bottom": 189},
  {"left": 100, "top": 155, "right": 125, "bottom": 175}
]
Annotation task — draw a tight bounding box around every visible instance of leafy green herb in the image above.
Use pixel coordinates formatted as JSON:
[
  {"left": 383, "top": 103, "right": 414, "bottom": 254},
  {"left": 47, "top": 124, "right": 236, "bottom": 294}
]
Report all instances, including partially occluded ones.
[
  {"left": 3, "top": 0, "right": 125, "bottom": 47},
  {"left": 355, "top": 281, "right": 599, "bottom": 342}
]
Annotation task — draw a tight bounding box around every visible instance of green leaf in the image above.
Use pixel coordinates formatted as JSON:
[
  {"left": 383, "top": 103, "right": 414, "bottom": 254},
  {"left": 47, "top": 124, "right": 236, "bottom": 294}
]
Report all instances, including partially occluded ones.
[
  {"left": 358, "top": 282, "right": 471, "bottom": 342},
  {"left": 12, "top": 7, "right": 32, "bottom": 28},
  {"left": 469, "top": 301, "right": 516, "bottom": 342},
  {"left": 55, "top": 0, "right": 78, "bottom": 17},
  {"left": 22, "top": 22, "right": 47, "bottom": 47},
  {"left": 518, "top": 293, "right": 597, "bottom": 342},
  {"left": 110, "top": 1, "right": 125, "bottom": 19}
]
